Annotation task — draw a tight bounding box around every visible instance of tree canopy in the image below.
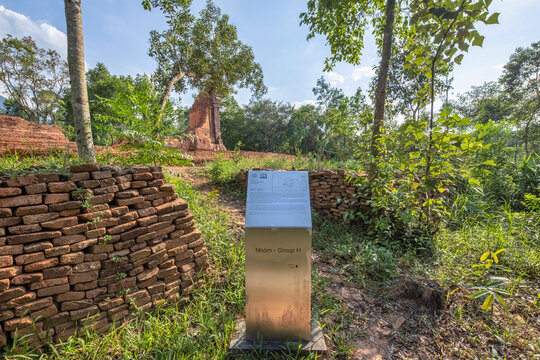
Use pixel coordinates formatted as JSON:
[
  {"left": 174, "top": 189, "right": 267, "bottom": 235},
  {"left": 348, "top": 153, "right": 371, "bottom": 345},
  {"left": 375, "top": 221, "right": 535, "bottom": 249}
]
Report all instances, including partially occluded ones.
[{"left": 0, "top": 35, "right": 68, "bottom": 124}]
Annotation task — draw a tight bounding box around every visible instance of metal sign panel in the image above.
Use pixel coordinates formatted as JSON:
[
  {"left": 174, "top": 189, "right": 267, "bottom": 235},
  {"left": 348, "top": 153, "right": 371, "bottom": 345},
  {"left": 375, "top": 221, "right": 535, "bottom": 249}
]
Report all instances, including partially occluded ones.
[
  {"left": 245, "top": 170, "right": 312, "bottom": 342},
  {"left": 246, "top": 171, "right": 311, "bottom": 229}
]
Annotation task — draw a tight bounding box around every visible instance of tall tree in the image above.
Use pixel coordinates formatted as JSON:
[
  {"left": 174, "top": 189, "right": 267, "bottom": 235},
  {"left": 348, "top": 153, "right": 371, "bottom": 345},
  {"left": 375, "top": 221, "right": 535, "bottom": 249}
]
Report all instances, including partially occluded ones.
[
  {"left": 406, "top": 0, "right": 499, "bottom": 183},
  {"left": 0, "top": 35, "right": 69, "bottom": 123},
  {"left": 300, "top": 0, "right": 401, "bottom": 159},
  {"left": 144, "top": 0, "right": 265, "bottom": 121},
  {"left": 501, "top": 41, "right": 540, "bottom": 156},
  {"left": 64, "top": 0, "right": 95, "bottom": 161}
]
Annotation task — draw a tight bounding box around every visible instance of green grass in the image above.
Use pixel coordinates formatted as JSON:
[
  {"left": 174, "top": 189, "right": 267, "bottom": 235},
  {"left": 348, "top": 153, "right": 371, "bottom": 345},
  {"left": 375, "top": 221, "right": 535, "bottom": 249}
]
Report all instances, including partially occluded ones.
[
  {"left": 3, "top": 174, "right": 332, "bottom": 359},
  {"left": 205, "top": 154, "right": 362, "bottom": 186}
]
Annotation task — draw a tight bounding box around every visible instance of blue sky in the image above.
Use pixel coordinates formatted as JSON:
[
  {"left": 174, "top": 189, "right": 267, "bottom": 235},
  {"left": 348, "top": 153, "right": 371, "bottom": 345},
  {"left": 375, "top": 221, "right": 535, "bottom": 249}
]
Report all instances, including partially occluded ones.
[{"left": 0, "top": 0, "right": 539, "bottom": 108}]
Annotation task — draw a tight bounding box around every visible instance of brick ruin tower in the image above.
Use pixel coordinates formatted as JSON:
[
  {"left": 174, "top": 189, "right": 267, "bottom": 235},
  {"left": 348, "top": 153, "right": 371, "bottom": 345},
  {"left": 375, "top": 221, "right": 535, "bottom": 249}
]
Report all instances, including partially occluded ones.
[{"left": 185, "top": 92, "right": 226, "bottom": 152}]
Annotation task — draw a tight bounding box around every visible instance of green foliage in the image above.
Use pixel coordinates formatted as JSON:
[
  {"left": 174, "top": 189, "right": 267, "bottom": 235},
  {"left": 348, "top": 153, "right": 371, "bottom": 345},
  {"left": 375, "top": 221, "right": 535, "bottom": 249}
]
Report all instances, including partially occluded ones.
[
  {"left": 0, "top": 35, "right": 69, "bottom": 123},
  {"left": 501, "top": 41, "right": 540, "bottom": 156},
  {"left": 146, "top": 0, "right": 265, "bottom": 103},
  {"left": 96, "top": 75, "right": 191, "bottom": 166}
]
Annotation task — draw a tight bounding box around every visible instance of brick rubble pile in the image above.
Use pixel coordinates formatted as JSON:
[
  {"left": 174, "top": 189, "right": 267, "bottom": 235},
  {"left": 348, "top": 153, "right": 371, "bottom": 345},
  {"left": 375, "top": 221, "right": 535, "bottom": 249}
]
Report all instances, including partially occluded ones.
[{"left": 0, "top": 164, "right": 209, "bottom": 346}]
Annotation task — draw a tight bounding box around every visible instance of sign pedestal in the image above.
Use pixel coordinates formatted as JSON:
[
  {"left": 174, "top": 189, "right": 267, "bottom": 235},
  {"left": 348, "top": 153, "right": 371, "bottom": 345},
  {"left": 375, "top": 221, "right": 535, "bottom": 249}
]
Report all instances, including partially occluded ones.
[{"left": 229, "top": 170, "right": 326, "bottom": 354}]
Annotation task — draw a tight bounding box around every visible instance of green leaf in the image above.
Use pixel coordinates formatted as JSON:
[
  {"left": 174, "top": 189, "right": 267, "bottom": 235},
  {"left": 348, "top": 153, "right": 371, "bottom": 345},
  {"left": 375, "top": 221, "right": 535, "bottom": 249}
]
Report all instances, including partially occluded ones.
[
  {"left": 482, "top": 160, "right": 496, "bottom": 166},
  {"left": 486, "top": 13, "right": 500, "bottom": 25},
  {"left": 472, "top": 35, "right": 485, "bottom": 47},
  {"left": 454, "top": 54, "right": 464, "bottom": 65},
  {"left": 482, "top": 294, "right": 493, "bottom": 311}
]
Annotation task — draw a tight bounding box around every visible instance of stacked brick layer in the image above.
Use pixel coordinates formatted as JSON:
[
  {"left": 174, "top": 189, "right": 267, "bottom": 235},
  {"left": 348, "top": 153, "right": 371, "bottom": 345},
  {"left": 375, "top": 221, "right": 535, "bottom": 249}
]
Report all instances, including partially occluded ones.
[
  {"left": 239, "top": 169, "right": 368, "bottom": 218},
  {"left": 0, "top": 115, "right": 74, "bottom": 154},
  {"left": 0, "top": 164, "right": 209, "bottom": 347}
]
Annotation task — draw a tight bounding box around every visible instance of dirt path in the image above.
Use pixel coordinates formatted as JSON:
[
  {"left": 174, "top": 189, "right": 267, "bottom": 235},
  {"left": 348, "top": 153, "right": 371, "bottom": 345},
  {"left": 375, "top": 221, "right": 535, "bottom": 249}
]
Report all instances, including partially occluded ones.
[{"left": 165, "top": 166, "right": 444, "bottom": 360}]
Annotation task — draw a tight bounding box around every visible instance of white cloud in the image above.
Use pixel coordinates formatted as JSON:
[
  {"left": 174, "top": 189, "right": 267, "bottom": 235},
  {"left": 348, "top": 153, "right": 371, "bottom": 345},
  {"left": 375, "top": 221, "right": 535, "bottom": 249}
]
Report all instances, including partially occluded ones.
[
  {"left": 324, "top": 71, "right": 344, "bottom": 86},
  {"left": 492, "top": 63, "right": 504, "bottom": 71},
  {"left": 292, "top": 99, "right": 317, "bottom": 108},
  {"left": 351, "top": 66, "right": 375, "bottom": 81},
  {"left": 0, "top": 5, "right": 67, "bottom": 59}
]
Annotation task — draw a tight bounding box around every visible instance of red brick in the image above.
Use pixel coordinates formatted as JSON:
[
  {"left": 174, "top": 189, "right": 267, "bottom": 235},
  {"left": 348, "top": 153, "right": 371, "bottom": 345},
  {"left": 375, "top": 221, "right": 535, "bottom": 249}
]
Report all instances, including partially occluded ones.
[
  {"left": 14, "top": 297, "right": 53, "bottom": 316},
  {"left": 0, "top": 187, "right": 22, "bottom": 197},
  {"left": 41, "top": 216, "right": 78, "bottom": 229},
  {"left": 15, "top": 204, "right": 48, "bottom": 216},
  {"left": 29, "top": 277, "right": 68, "bottom": 290},
  {"left": 77, "top": 210, "right": 112, "bottom": 222},
  {"left": 85, "top": 286, "right": 107, "bottom": 299},
  {"left": 84, "top": 253, "right": 107, "bottom": 262},
  {"left": 44, "top": 193, "right": 69, "bottom": 204},
  {"left": 99, "top": 178, "right": 116, "bottom": 187},
  {"left": 15, "top": 252, "right": 44, "bottom": 265},
  {"left": 70, "top": 305, "right": 98, "bottom": 320},
  {"left": 0, "top": 286, "right": 25, "bottom": 302},
  {"left": 94, "top": 185, "right": 119, "bottom": 195},
  {"left": 159, "top": 210, "right": 189, "bottom": 223},
  {"left": 60, "top": 252, "right": 84, "bottom": 265},
  {"left": 69, "top": 270, "right": 99, "bottom": 284},
  {"left": 108, "top": 277, "right": 137, "bottom": 294},
  {"left": 55, "top": 291, "right": 84, "bottom": 302},
  {"left": 73, "top": 280, "right": 98, "bottom": 291},
  {"left": 11, "top": 273, "right": 43, "bottom": 285},
  {"left": 4, "top": 316, "right": 32, "bottom": 331},
  {"left": 73, "top": 261, "right": 101, "bottom": 273},
  {"left": 36, "top": 284, "right": 70, "bottom": 297},
  {"left": 0, "top": 255, "right": 13, "bottom": 267},
  {"left": 31, "top": 304, "right": 58, "bottom": 320},
  {"left": 89, "top": 193, "right": 114, "bottom": 205},
  {"left": 137, "top": 207, "right": 156, "bottom": 218},
  {"left": 24, "top": 183, "right": 47, "bottom": 195},
  {"left": 91, "top": 170, "right": 112, "bottom": 180},
  {"left": 139, "top": 187, "right": 159, "bottom": 195},
  {"left": 129, "top": 247, "right": 151, "bottom": 262},
  {"left": 155, "top": 202, "right": 174, "bottom": 215},
  {"left": 148, "top": 179, "right": 165, "bottom": 187},
  {"left": 0, "top": 279, "right": 9, "bottom": 291},
  {"left": 22, "top": 212, "right": 59, "bottom": 224},
  {"left": 0, "top": 217, "right": 21, "bottom": 227},
  {"left": 132, "top": 172, "right": 153, "bottom": 181},
  {"left": 69, "top": 171, "right": 90, "bottom": 182},
  {"left": 44, "top": 245, "right": 71, "bottom": 258},
  {"left": 49, "top": 201, "right": 82, "bottom": 212},
  {"left": 70, "top": 238, "right": 98, "bottom": 252},
  {"left": 8, "top": 223, "right": 41, "bottom": 234},
  {"left": 85, "top": 228, "right": 106, "bottom": 238},
  {"left": 61, "top": 300, "right": 93, "bottom": 311},
  {"left": 48, "top": 181, "right": 77, "bottom": 193},
  {"left": 98, "top": 297, "right": 124, "bottom": 311},
  {"left": 77, "top": 179, "right": 100, "bottom": 189},
  {"left": 147, "top": 281, "right": 166, "bottom": 295},
  {"left": 59, "top": 208, "right": 81, "bottom": 217},
  {"left": 24, "top": 257, "right": 59, "bottom": 272},
  {"left": 131, "top": 181, "right": 147, "bottom": 189},
  {"left": 70, "top": 163, "right": 100, "bottom": 173},
  {"left": 43, "top": 265, "right": 72, "bottom": 279},
  {"left": 0, "top": 244, "right": 23, "bottom": 256},
  {"left": 53, "top": 234, "right": 86, "bottom": 246},
  {"left": 0, "top": 266, "right": 22, "bottom": 279},
  {"left": 61, "top": 223, "right": 88, "bottom": 235},
  {"left": 137, "top": 215, "right": 157, "bottom": 227},
  {"left": 35, "top": 173, "right": 60, "bottom": 183},
  {"left": 0, "top": 208, "right": 12, "bottom": 217}
]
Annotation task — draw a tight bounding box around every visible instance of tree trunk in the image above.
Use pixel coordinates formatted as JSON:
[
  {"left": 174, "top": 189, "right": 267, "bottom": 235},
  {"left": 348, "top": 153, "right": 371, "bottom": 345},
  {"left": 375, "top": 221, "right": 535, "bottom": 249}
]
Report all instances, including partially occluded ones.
[
  {"left": 64, "top": 0, "right": 95, "bottom": 162},
  {"left": 370, "top": 0, "right": 396, "bottom": 159},
  {"left": 159, "top": 72, "right": 185, "bottom": 114}
]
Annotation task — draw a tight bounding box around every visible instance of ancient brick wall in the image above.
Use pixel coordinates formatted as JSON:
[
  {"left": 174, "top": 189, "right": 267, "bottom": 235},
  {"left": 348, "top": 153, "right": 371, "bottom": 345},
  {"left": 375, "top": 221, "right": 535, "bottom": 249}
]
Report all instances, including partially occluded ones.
[
  {"left": 0, "top": 164, "right": 209, "bottom": 347},
  {"left": 239, "top": 169, "right": 369, "bottom": 219},
  {"left": 0, "top": 115, "right": 74, "bottom": 154}
]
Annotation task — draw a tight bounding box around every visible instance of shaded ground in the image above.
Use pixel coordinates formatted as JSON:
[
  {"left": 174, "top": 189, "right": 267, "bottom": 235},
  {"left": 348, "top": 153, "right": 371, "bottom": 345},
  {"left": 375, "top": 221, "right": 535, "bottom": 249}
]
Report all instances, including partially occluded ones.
[{"left": 165, "top": 166, "right": 449, "bottom": 360}]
